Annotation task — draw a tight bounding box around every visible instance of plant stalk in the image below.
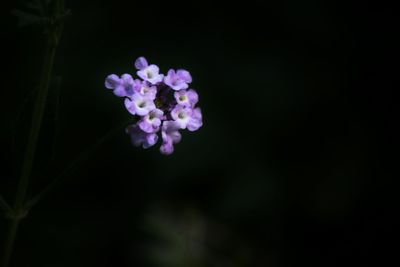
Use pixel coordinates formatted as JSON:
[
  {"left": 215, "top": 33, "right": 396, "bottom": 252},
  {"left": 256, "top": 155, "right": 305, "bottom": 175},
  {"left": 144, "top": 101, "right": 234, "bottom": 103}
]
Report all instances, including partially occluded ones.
[{"left": 1, "top": 27, "right": 60, "bottom": 267}]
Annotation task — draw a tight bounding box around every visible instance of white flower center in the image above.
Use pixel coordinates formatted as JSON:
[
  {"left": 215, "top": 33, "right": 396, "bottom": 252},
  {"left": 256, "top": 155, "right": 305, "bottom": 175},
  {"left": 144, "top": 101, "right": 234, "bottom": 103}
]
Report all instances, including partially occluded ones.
[
  {"left": 137, "top": 100, "right": 146, "bottom": 108},
  {"left": 142, "top": 87, "right": 149, "bottom": 93},
  {"left": 178, "top": 112, "right": 186, "bottom": 119}
]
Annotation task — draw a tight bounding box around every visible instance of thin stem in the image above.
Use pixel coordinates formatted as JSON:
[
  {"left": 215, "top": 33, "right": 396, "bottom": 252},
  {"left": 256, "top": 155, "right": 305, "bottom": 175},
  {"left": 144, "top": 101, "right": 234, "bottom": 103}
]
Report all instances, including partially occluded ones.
[
  {"left": 1, "top": 41, "right": 57, "bottom": 267},
  {"left": 1, "top": 8, "right": 63, "bottom": 266},
  {"left": 1, "top": 219, "right": 19, "bottom": 267},
  {"left": 14, "top": 40, "right": 57, "bottom": 212},
  {"left": 26, "top": 119, "right": 132, "bottom": 209}
]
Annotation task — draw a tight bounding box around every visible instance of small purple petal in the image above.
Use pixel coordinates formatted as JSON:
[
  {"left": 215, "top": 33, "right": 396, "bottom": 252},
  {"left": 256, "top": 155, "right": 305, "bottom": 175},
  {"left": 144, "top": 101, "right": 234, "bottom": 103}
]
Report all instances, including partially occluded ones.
[
  {"left": 159, "top": 120, "right": 182, "bottom": 155},
  {"left": 126, "top": 124, "right": 158, "bottom": 149},
  {"left": 121, "top": 73, "right": 134, "bottom": 83},
  {"left": 138, "top": 120, "right": 154, "bottom": 133},
  {"left": 113, "top": 85, "right": 126, "bottom": 97},
  {"left": 162, "top": 120, "right": 182, "bottom": 144},
  {"left": 187, "top": 107, "right": 203, "bottom": 131},
  {"left": 105, "top": 74, "right": 120, "bottom": 89},
  {"left": 131, "top": 79, "right": 143, "bottom": 94},
  {"left": 160, "top": 140, "right": 174, "bottom": 155},
  {"left": 166, "top": 69, "right": 175, "bottom": 78},
  {"left": 187, "top": 89, "right": 199, "bottom": 106},
  {"left": 177, "top": 69, "right": 192, "bottom": 83},
  {"left": 134, "top": 57, "right": 148, "bottom": 70},
  {"left": 163, "top": 70, "right": 174, "bottom": 86},
  {"left": 124, "top": 98, "right": 136, "bottom": 115},
  {"left": 143, "top": 133, "right": 158, "bottom": 148}
]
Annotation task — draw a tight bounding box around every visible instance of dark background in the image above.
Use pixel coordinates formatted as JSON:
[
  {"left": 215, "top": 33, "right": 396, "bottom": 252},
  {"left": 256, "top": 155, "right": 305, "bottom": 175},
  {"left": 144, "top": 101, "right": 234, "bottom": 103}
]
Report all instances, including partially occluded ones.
[{"left": 1, "top": 0, "right": 397, "bottom": 266}]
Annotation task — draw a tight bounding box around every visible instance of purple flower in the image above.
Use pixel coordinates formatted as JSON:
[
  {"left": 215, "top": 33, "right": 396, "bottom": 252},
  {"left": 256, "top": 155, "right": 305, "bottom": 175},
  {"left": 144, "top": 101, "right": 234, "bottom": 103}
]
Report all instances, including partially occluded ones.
[
  {"left": 171, "top": 105, "right": 203, "bottom": 131},
  {"left": 170, "top": 105, "right": 193, "bottom": 129},
  {"left": 187, "top": 107, "right": 203, "bottom": 132},
  {"left": 164, "top": 69, "right": 192, "bottom": 91},
  {"left": 105, "top": 74, "right": 140, "bottom": 97},
  {"left": 138, "top": 108, "right": 164, "bottom": 133},
  {"left": 174, "top": 89, "right": 199, "bottom": 107},
  {"left": 124, "top": 93, "right": 156, "bottom": 116},
  {"left": 105, "top": 57, "right": 202, "bottom": 155},
  {"left": 126, "top": 124, "right": 158, "bottom": 149},
  {"left": 135, "top": 57, "right": 164, "bottom": 85},
  {"left": 135, "top": 81, "right": 157, "bottom": 100},
  {"left": 160, "top": 121, "right": 182, "bottom": 155}
]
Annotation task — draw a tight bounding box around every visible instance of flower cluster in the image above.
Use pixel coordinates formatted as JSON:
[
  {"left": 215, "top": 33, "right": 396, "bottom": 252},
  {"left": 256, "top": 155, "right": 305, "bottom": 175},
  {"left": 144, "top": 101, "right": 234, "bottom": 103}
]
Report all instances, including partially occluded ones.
[{"left": 105, "top": 57, "right": 203, "bottom": 155}]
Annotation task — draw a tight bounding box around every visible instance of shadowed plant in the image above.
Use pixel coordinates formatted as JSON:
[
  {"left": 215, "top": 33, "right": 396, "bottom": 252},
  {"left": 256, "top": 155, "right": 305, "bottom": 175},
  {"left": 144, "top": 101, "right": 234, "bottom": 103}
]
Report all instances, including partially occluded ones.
[{"left": 0, "top": 1, "right": 129, "bottom": 266}]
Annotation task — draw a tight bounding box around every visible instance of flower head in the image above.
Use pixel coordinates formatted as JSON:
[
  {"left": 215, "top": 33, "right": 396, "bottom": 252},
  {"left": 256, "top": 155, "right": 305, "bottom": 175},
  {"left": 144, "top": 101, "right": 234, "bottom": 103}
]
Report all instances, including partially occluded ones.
[{"left": 105, "top": 56, "right": 202, "bottom": 155}]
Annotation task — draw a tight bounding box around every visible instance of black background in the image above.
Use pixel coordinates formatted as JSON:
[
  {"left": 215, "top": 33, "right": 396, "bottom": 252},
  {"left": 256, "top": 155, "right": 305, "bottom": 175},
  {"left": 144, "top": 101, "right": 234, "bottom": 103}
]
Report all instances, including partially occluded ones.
[{"left": 1, "top": 0, "right": 397, "bottom": 266}]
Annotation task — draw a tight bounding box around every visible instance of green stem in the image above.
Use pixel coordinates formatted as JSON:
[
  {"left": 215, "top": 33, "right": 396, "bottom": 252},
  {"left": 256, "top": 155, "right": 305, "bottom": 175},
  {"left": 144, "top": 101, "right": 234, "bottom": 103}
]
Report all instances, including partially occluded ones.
[
  {"left": 1, "top": 25, "right": 61, "bottom": 267},
  {"left": 15, "top": 39, "right": 57, "bottom": 212},
  {"left": 1, "top": 219, "right": 19, "bottom": 267}
]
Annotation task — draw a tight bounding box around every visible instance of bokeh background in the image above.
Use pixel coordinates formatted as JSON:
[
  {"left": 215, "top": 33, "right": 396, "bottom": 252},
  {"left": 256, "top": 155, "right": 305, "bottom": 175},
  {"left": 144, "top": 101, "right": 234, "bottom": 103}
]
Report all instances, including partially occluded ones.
[{"left": 1, "top": 0, "right": 397, "bottom": 266}]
